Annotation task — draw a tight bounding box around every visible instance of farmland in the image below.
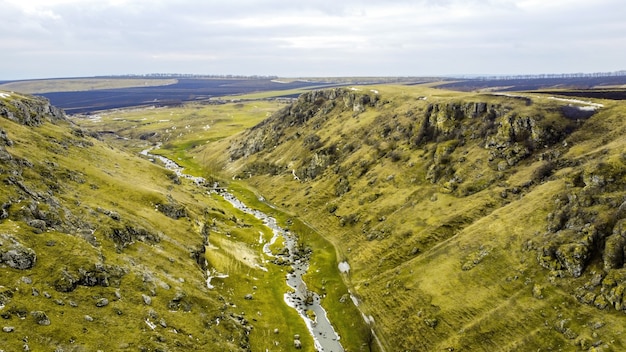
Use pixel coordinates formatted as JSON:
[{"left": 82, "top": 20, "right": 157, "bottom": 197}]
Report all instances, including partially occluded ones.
[{"left": 7, "top": 78, "right": 335, "bottom": 114}]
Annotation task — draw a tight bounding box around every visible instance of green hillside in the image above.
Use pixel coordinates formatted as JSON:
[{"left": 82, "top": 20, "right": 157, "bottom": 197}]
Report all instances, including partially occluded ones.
[
  {"left": 3, "top": 82, "right": 626, "bottom": 351},
  {"left": 0, "top": 92, "right": 369, "bottom": 351},
  {"left": 193, "top": 85, "right": 626, "bottom": 351}
]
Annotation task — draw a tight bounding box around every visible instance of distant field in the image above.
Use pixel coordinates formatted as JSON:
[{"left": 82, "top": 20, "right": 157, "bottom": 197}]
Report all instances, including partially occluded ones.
[
  {"left": 34, "top": 78, "right": 335, "bottom": 114},
  {"left": 0, "top": 78, "right": 177, "bottom": 94},
  {"left": 437, "top": 75, "right": 626, "bottom": 92}
]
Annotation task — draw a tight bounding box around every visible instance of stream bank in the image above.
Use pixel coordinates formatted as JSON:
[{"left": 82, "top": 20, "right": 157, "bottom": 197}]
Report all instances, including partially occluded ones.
[{"left": 141, "top": 146, "right": 344, "bottom": 351}]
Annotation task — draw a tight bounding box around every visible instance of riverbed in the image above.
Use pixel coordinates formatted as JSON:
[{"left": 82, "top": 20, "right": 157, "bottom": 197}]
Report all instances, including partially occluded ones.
[{"left": 141, "top": 146, "right": 344, "bottom": 352}]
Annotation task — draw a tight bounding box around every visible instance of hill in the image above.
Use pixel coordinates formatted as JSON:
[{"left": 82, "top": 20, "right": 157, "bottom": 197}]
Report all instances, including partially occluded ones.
[
  {"left": 1, "top": 91, "right": 368, "bottom": 351},
  {"left": 193, "top": 85, "right": 626, "bottom": 350},
  {"left": 3, "top": 82, "right": 626, "bottom": 351}
]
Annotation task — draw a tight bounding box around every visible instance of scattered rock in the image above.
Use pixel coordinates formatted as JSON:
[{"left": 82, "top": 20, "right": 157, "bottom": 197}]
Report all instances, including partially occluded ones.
[
  {"left": 31, "top": 311, "right": 50, "bottom": 325},
  {"left": 294, "top": 339, "right": 302, "bottom": 349},
  {"left": 3, "top": 326, "right": 14, "bottom": 333},
  {"left": 0, "top": 234, "right": 37, "bottom": 270},
  {"left": 95, "top": 298, "right": 109, "bottom": 307},
  {"left": 142, "top": 294, "right": 152, "bottom": 305},
  {"left": 532, "top": 284, "right": 544, "bottom": 299},
  {"left": 244, "top": 294, "right": 253, "bottom": 300},
  {"left": 424, "top": 318, "right": 438, "bottom": 328},
  {"left": 84, "top": 315, "right": 93, "bottom": 322}
]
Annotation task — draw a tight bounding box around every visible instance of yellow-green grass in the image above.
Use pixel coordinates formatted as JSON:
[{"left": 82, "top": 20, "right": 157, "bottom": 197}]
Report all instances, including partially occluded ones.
[
  {"left": 192, "top": 83, "right": 625, "bottom": 350},
  {"left": 0, "top": 104, "right": 269, "bottom": 350},
  {"left": 70, "top": 82, "right": 626, "bottom": 350},
  {"left": 225, "top": 182, "right": 374, "bottom": 351},
  {"left": 72, "top": 100, "right": 284, "bottom": 176},
  {"left": 0, "top": 78, "right": 177, "bottom": 94}
]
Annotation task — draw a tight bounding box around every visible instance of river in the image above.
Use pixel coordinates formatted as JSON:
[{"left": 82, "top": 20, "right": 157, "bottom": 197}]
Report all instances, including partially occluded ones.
[{"left": 141, "top": 146, "right": 344, "bottom": 352}]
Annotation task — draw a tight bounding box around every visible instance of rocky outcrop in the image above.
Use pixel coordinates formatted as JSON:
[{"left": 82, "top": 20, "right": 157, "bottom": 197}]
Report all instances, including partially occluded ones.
[
  {"left": 31, "top": 310, "right": 51, "bottom": 325},
  {"left": 54, "top": 264, "right": 126, "bottom": 292},
  {"left": 229, "top": 88, "right": 378, "bottom": 160},
  {"left": 0, "top": 93, "right": 66, "bottom": 126},
  {"left": 156, "top": 201, "right": 187, "bottom": 220},
  {"left": 0, "top": 234, "right": 36, "bottom": 270},
  {"left": 538, "top": 159, "right": 626, "bottom": 281},
  {"left": 108, "top": 225, "right": 161, "bottom": 250}
]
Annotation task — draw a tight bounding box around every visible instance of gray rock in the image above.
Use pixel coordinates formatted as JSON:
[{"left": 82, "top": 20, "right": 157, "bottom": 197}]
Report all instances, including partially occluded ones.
[
  {"left": 244, "top": 294, "right": 253, "bottom": 300},
  {"left": 27, "top": 219, "right": 47, "bottom": 232},
  {"left": 0, "top": 129, "right": 13, "bottom": 146},
  {"left": 95, "top": 298, "right": 109, "bottom": 307},
  {"left": 3, "top": 326, "right": 14, "bottom": 332},
  {"left": 142, "top": 294, "right": 152, "bottom": 305},
  {"left": 0, "top": 145, "right": 11, "bottom": 161},
  {"left": 31, "top": 311, "right": 50, "bottom": 325},
  {"left": 84, "top": 315, "right": 93, "bottom": 322},
  {"left": 1, "top": 247, "right": 37, "bottom": 270},
  {"left": 294, "top": 339, "right": 302, "bottom": 349},
  {"left": 21, "top": 277, "right": 32, "bottom": 284}
]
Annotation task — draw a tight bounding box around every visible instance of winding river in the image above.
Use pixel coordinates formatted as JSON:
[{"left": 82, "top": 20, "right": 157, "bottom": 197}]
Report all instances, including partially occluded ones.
[{"left": 141, "top": 146, "right": 344, "bottom": 352}]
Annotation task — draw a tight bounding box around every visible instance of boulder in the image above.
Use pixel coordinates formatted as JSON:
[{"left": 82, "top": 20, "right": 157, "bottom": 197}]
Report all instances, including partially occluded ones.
[
  {"left": 0, "top": 234, "right": 37, "bottom": 270},
  {"left": 31, "top": 311, "right": 50, "bottom": 325},
  {"left": 142, "top": 294, "right": 152, "bottom": 305}
]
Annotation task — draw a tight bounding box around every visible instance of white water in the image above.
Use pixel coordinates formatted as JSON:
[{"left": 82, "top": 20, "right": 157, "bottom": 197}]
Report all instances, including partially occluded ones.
[
  {"left": 141, "top": 145, "right": 344, "bottom": 351},
  {"left": 220, "top": 192, "right": 344, "bottom": 352},
  {"left": 338, "top": 261, "right": 350, "bottom": 273}
]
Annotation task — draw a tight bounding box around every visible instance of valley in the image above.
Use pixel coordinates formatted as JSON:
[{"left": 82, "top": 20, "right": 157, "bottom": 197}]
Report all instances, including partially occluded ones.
[{"left": 1, "top": 77, "right": 626, "bottom": 351}]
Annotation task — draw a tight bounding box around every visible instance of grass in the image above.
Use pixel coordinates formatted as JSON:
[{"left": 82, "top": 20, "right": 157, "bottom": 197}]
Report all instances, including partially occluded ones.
[
  {"left": 65, "top": 82, "right": 626, "bottom": 350},
  {"left": 189, "top": 83, "right": 626, "bottom": 350},
  {"left": 0, "top": 96, "right": 267, "bottom": 350},
  {"left": 74, "top": 100, "right": 285, "bottom": 177},
  {"left": 0, "top": 78, "right": 177, "bottom": 94}
]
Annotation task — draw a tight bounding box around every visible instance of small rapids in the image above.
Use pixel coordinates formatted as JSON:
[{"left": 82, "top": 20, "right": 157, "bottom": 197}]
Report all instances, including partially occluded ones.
[{"left": 141, "top": 146, "right": 344, "bottom": 352}]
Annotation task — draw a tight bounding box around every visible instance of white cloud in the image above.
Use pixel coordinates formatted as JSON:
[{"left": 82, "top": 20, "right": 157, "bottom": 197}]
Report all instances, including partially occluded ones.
[{"left": 0, "top": 0, "right": 624, "bottom": 79}]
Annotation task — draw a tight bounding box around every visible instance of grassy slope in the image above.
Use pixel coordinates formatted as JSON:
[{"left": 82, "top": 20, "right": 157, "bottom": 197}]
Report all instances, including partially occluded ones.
[
  {"left": 70, "top": 98, "right": 372, "bottom": 351},
  {"left": 1, "top": 93, "right": 335, "bottom": 351},
  {"left": 192, "top": 84, "right": 626, "bottom": 350}
]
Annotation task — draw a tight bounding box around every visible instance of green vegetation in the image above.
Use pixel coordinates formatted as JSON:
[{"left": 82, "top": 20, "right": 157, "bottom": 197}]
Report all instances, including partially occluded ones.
[
  {"left": 0, "top": 92, "right": 330, "bottom": 351},
  {"left": 192, "top": 84, "right": 626, "bottom": 350},
  {"left": 4, "top": 81, "right": 626, "bottom": 351}
]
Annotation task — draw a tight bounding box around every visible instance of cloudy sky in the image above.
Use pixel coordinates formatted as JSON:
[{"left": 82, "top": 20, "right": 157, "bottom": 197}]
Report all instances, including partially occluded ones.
[{"left": 1, "top": 0, "right": 624, "bottom": 80}]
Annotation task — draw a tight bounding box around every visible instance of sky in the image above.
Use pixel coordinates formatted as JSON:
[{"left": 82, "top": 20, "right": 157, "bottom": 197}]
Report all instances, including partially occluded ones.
[{"left": 1, "top": 0, "right": 625, "bottom": 80}]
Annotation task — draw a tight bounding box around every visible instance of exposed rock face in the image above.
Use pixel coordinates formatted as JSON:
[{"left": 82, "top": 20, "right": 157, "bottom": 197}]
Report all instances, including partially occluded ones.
[
  {"left": 0, "top": 94, "right": 65, "bottom": 126},
  {"left": 53, "top": 264, "right": 126, "bottom": 292},
  {"left": 229, "top": 88, "right": 379, "bottom": 161},
  {"left": 228, "top": 88, "right": 576, "bottom": 195},
  {"left": 108, "top": 224, "right": 161, "bottom": 250},
  {"left": 156, "top": 202, "right": 187, "bottom": 219},
  {"left": 0, "top": 234, "right": 36, "bottom": 270}
]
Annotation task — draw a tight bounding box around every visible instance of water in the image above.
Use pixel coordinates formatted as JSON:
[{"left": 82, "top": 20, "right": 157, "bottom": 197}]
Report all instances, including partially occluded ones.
[
  {"left": 141, "top": 146, "right": 344, "bottom": 351},
  {"left": 220, "top": 192, "right": 344, "bottom": 352}
]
